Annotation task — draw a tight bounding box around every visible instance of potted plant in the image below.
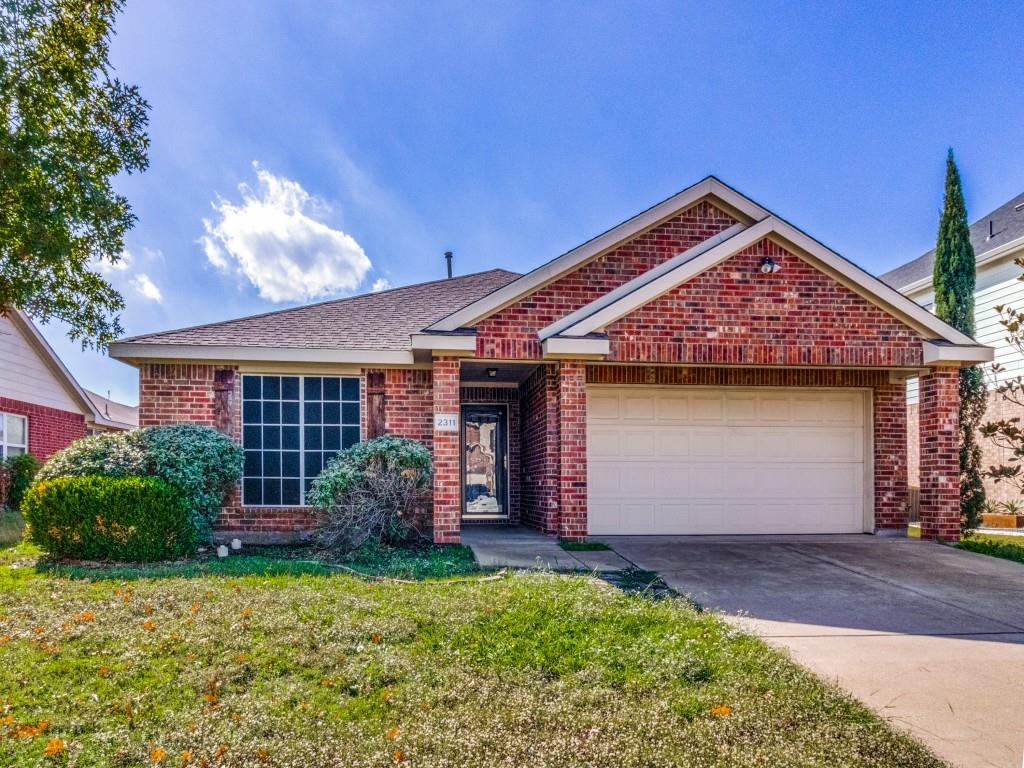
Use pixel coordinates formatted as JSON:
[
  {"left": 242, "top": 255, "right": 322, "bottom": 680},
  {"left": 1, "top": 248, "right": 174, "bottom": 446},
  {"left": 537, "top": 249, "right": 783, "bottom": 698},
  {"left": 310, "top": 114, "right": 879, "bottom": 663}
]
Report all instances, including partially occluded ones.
[{"left": 980, "top": 499, "right": 1024, "bottom": 529}]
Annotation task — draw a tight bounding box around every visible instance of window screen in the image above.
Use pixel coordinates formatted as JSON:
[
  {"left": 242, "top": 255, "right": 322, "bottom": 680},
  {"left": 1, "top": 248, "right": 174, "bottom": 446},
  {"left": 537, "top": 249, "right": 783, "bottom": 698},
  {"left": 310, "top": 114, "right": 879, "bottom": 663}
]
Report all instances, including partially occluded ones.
[
  {"left": 0, "top": 413, "right": 28, "bottom": 458},
  {"left": 241, "top": 375, "right": 360, "bottom": 505}
]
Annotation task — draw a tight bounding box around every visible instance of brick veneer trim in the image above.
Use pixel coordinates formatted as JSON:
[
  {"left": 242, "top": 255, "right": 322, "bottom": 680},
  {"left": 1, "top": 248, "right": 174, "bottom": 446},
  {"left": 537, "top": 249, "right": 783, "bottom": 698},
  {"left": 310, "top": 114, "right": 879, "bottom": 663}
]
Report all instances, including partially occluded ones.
[{"left": 918, "top": 368, "right": 961, "bottom": 541}]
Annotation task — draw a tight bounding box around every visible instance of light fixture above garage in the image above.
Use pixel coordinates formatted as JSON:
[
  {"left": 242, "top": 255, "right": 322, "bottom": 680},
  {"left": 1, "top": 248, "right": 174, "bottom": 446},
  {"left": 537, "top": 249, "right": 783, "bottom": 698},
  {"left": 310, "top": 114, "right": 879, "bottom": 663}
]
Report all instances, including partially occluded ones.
[
  {"left": 486, "top": 367, "right": 498, "bottom": 378},
  {"left": 759, "top": 256, "right": 781, "bottom": 274}
]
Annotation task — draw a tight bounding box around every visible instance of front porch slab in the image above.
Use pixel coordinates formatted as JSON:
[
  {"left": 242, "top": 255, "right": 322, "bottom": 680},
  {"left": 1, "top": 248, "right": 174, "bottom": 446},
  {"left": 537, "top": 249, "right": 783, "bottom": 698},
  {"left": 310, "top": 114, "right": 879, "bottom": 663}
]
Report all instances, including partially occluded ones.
[{"left": 461, "top": 526, "right": 630, "bottom": 571}]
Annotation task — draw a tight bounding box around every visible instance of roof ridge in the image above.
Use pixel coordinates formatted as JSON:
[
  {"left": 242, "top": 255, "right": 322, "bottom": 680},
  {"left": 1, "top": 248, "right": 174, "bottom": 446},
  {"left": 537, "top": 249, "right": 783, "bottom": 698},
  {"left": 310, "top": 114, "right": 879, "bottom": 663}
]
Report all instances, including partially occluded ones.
[{"left": 118, "top": 268, "right": 520, "bottom": 344}]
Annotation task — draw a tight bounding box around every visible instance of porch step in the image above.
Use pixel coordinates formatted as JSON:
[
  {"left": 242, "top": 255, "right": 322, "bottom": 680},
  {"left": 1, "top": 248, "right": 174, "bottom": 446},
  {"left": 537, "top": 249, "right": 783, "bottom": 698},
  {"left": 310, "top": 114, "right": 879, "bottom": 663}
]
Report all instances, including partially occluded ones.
[{"left": 460, "top": 526, "right": 630, "bottom": 571}]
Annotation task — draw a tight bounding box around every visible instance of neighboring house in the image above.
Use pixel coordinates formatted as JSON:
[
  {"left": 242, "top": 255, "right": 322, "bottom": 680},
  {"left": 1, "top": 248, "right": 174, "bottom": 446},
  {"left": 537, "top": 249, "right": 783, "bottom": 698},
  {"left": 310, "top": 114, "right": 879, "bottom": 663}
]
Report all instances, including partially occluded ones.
[
  {"left": 0, "top": 309, "right": 135, "bottom": 462},
  {"left": 110, "top": 177, "right": 992, "bottom": 544},
  {"left": 881, "top": 191, "right": 1024, "bottom": 502},
  {"left": 84, "top": 390, "right": 139, "bottom": 434}
]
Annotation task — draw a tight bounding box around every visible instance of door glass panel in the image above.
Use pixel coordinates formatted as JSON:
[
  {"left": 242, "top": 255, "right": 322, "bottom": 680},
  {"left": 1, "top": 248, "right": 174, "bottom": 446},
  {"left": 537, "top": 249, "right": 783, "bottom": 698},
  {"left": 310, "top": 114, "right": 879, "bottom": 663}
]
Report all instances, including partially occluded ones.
[{"left": 464, "top": 410, "right": 502, "bottom": 515}]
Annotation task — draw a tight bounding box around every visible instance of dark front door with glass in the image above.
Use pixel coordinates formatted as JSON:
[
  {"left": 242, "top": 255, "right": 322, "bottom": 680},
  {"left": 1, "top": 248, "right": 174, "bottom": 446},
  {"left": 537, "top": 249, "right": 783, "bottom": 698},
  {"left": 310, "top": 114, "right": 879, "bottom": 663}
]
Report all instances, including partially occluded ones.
[{"left": 462, "top": 404, "right": 508, "bottom": 518}]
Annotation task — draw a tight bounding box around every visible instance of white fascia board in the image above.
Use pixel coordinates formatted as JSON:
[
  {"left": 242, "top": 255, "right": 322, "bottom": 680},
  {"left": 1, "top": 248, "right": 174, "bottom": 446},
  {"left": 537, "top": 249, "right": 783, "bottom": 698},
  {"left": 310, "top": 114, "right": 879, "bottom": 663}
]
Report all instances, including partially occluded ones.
[
  {"left": 108, "top": 342, "right": 415, "bottom": 366},
  {"left": 409, "top": 333, "right": 476, "bottom": 355},
  {"left": 10, "top": 309, "right": 98, "bottom": 420},
  {"left": 541, "top": 336, "right": 611, "bottom": 359},
  {"left": 427, "top": 177, "right": 771, "bottom": 332},
  {"left": 558, "top": 219, "right": 775, "bottom": 337},
  {"left": 922, "top": 341, "right": 994, "bottom": 365},
  {"left": 897, "top": 235, "right": 1024, "bottom": 296},
  {"left": 539, "top": 221, "right": 749, "bottom": 340},
  {"left": 769, "top": 219, "right": 978, "bottom": 346}
]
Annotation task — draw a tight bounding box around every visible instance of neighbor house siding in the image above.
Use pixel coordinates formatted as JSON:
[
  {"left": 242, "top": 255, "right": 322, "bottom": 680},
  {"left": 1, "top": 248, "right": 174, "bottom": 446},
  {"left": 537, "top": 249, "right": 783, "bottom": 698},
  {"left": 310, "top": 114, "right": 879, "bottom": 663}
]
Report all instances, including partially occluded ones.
[
  {"left": 0, "top": 314, "right": 81, "bottom": 413},
  {"left": 475, "top": 201, "right": 738, "bottom": 359}
]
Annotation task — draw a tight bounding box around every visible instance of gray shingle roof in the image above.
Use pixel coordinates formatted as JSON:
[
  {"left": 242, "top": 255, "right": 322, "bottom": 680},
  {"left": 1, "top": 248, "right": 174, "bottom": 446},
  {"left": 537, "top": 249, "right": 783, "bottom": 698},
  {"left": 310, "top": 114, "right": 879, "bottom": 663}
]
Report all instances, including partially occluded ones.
[
  {"left": 880, "top": 191, "right": 1024, "bottom": 290},
  {"left": 119, "top": 269, "right": 520, "bottom": 351},
  {"left": 85, "top": 389, "right": 139, "bottom": 428}
]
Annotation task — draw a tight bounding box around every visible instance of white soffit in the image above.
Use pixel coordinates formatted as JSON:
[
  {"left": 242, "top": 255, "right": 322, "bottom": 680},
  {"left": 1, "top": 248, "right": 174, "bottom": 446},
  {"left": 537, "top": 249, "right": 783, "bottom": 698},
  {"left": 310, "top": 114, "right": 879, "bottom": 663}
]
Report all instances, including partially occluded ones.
[
  {"left": 922, "top": 341, "right": 994, "bottom": 365},
  {"left": 427, "top": 177, "right": 771, "bottom": 332}
]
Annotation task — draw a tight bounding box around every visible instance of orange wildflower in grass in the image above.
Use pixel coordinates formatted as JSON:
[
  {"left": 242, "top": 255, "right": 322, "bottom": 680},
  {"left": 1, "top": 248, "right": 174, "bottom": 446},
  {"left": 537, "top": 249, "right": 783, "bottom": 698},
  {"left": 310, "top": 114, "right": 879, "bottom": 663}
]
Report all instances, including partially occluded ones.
[
  {"left": 386, "top": 726, "right": 400, "bottom": 741},
  {"left": 371, "top": 633, "right": 383, "bottom": 644},
  {"left": 180, "top": 750, "right": 192, "bottom": 764},
  {"left": 74, "top": 610, "right": 96, "bottom": 622},
  {"left": 151, "top": 746, "right": 168, "bottom": 763},
  {"left": 15, "top": 720, "right": 49, "bottom": 738},
  {"left": 234, "top": 653, "right": 249, "bottom": 663},
  {"left": 142, "top": 619, "right": 158, "bottom": 631},
  {"left": 44, "top": 737, "right": 65, "bottom": 758},
  {"left": 392, "top": 750, "right": 404, "bottom": 764},
  {"left": 190, "top": 603, "right": 201, "bottom": 616},
  {"left": 230, "top": 712, "right": 241, "bottom": 723},
  {"left": 33, "top": 625, "right": 45, "bottom": 635},
  {"left": 98, "top": 666, "right": 111, "bottom": 677},
  {"left": 0, "top": 714, "right": 13, "bottom": 726},
  {"left": 240, "top": 607, "right": 252, "bottom": 620},
  {"left": 256, "top": 748, "right": 270, "bottom": 762},
  {"left": 214, "top": 745, "right": 228, "bottom": 758},
  {"left": 0, "top": 634, "right": 9, "bottom": 643},
  {"left": 144, "top": 605, "right": 154, "bottom": 615},
  {"left": 711, "top": 704, "right": 732, "bottom": 717}
]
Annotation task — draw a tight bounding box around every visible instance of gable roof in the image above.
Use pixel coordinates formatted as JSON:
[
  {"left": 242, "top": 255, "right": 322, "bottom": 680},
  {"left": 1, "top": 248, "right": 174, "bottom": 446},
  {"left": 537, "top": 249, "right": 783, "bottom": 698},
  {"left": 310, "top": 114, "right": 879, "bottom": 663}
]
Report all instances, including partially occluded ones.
[
  {"left": 110, "top": 269, "right": 519, "bottom": 363},
  {"left": 85, "top": 390, "right": 139, "bottom": 430},
  {"left": 540, "top": 216, "right": 979, "bottom": 349},
  {"left": 881, "top": 190, "right": 1024, "bottom": 291},
  {"left": 426, "top": 176, "right": 771, "bottom": 332}
]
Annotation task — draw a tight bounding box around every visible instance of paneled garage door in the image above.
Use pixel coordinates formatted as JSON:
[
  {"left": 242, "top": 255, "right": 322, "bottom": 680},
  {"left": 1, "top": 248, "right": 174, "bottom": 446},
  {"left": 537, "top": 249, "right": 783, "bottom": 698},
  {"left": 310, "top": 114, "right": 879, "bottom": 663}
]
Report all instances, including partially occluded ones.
[{"left": 586, "top": 387, "right": 868, "bottom": 535}]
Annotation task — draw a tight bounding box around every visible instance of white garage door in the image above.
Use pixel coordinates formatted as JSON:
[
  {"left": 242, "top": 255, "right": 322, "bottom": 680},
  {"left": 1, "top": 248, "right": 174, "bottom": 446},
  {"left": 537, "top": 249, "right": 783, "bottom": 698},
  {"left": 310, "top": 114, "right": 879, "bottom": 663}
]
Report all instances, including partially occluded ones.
[{"left": 587, "top": 387, "right": 868, "bottom": 535}]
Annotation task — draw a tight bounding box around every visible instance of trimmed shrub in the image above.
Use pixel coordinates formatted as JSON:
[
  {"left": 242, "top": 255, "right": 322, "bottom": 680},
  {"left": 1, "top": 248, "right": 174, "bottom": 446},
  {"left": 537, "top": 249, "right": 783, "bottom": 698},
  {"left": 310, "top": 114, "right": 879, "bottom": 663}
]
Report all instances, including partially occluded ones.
[
  {"left": 36, "top": 424, "right": 242, "bottom": 539},
  {"left": 308, "top": 436, "right": 432, "bottom": 556},
  {"left": 23, "top": 475, "right": 195, "bottom": 561},
  {"left": 0, "top": 453, "right": 41, "bottom": 512}
]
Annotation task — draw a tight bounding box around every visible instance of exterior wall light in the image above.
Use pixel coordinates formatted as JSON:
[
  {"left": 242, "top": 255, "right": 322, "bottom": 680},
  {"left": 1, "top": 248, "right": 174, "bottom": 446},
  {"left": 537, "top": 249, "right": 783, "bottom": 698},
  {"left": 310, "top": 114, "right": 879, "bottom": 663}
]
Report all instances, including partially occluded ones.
[
  {"left": 759, "top": 256, "right": 781, "bottom": 274},
  {"left": 486, "top": 367, "right": 498, "bottom": 378}
]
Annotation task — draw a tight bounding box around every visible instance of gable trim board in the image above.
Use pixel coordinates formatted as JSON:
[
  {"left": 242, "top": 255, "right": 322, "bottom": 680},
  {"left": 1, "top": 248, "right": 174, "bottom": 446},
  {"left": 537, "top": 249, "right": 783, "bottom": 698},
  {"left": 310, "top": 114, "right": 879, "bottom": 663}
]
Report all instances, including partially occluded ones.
[{"left": 426, "top": 177, "right": 771, "bottom": 333}]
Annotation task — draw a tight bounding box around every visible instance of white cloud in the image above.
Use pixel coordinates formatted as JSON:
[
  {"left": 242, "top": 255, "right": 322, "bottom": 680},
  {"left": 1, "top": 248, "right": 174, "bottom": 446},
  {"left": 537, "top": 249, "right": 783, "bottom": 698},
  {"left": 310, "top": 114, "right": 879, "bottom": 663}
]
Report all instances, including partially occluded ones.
[
  {"left": 95, "top": 250, "right": 134, "bottom": 275},
  {"left": 131, "top": 273, "right": 163, "bottom": 303},
  {"left": 371, "top": 277, "right": 392, "bottom": 292},
  {"left": 202, "top": 163, "right": 371, "bottom": 303}
]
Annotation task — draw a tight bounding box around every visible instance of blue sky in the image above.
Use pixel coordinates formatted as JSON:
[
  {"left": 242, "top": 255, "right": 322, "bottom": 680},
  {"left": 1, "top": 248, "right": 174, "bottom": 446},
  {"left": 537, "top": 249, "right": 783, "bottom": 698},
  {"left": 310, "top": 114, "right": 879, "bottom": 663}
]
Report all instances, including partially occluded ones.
[{"left": 44, "top": 0, "right": 1024, "bottom": 406}]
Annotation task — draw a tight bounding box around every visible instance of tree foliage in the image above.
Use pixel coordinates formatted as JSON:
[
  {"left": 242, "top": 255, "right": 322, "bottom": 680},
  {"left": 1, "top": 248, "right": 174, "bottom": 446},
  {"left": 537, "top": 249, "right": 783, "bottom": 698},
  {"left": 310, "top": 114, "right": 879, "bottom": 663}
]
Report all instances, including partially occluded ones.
[
  {"left": 981, "top": 300, "right": 1024, "bottom": 494},
  {"left": 931, "top": 149, "right": 986, "bottom": 531},
  {"left": 0, "top": 0, "right": 149, "bottom": 346}
]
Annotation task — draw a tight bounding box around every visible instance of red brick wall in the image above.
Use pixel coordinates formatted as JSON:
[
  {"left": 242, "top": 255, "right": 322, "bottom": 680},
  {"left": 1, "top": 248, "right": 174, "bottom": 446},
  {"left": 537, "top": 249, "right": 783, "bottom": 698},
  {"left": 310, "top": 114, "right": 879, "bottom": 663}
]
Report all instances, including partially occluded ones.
[
  {"left": 382, "top": 369, "right": 434, "bottom": 447},
  {"left": 139, "top": 363, "right": 223, "bottom": 427},
  {"left": 432, "top": 358, "right": 461, "bottom": 543},
  {"left": 919, "top": 368, "right": 960, "bottom": 541},
  {"left": 874, "top": 381, "right": 909, "bottom": 529},
  {"left": 461, "top": 386, "right": 521, "bottom": 523},
  {"left": 0, "top": 397, "right": 86, "bottom": 462},
  {"left": 519, "top": 365, "right": 559, "bottom": 533},
  {"left": 605, "top": 239, "right": 923, "bottom": 367},
  {"left": 557, "top": 362, "right": 587, "bottom": 540},
  {"left": 476, "top": 201, "right": 737, "bottom": 359}
]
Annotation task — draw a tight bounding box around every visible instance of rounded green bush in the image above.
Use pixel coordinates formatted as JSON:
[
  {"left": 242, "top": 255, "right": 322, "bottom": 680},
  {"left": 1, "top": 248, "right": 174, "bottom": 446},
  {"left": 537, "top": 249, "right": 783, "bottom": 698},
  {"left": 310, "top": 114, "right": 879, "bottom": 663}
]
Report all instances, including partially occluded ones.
[
  {"left": 36, "top": 424, "right": 242, "bottom": 540},
  {"left": 1, "top": 453, "right": 41, "bottom": 512},
  {"left": 23, "top": 475, "right": 196, "bottom": 561}
]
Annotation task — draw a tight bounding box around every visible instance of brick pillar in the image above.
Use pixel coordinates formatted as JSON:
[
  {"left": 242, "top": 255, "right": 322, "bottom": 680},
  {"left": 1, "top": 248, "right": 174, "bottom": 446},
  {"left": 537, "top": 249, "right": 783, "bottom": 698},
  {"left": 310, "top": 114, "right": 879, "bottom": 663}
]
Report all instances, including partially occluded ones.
[
  {"left": 874, "top": 379, "right": 909, "bottom": 530},
  {"left": 432, "top": 357, "right": 461, "bottom": 544},
  {"left": 919, "top": 368, "right": 960, "bottom": 542},
  {"left": 557, "top": 362, "right": 587, "bottom": 541}
]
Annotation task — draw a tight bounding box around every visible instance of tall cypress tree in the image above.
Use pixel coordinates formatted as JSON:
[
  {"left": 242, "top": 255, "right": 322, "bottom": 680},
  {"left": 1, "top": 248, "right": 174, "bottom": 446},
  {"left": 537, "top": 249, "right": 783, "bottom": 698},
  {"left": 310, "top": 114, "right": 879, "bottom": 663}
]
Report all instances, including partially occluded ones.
[{"left": 932, "top": 149, "right": 986, "bottom": 530}]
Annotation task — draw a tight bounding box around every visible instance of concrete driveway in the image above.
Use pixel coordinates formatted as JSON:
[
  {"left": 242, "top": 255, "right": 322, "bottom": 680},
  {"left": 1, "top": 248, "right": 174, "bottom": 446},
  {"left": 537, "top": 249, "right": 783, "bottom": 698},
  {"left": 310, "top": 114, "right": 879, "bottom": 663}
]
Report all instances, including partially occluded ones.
[{"left": 602, "top": 535, "right": 1024, "bottom": 768}]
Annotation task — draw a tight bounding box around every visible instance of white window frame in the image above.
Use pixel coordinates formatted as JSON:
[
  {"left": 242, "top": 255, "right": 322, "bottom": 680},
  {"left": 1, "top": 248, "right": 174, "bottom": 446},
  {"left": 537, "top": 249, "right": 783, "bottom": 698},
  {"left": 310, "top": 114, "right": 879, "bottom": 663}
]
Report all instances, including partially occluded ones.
[
  {"left": 240, "top": 374, "right": 361, "bottom": 507},
  {"left": 0, "top": 412, "right": 28, "bottom": 458}
]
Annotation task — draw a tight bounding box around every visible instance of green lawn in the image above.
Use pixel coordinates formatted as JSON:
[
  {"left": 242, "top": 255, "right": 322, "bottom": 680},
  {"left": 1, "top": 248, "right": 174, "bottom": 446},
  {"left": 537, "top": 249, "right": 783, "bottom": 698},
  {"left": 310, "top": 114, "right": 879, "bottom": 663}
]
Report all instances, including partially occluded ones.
[
  {"left": 0, "top": 543, "right": 942, "bottom": 768},
  {"left": 955, "top": 532, "right": 1024, "bottom": 564}
]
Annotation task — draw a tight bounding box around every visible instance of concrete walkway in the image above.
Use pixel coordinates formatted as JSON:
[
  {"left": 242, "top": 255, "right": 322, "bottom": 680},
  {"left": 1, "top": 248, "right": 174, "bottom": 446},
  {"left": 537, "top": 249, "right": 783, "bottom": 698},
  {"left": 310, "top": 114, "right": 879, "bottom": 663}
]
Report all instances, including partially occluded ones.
[
  {"left": 461, "top": 526, "right": 631, "bottom": 571},
  {"left": 602, "top": 535, "right": 1024, "bottom": 768}
]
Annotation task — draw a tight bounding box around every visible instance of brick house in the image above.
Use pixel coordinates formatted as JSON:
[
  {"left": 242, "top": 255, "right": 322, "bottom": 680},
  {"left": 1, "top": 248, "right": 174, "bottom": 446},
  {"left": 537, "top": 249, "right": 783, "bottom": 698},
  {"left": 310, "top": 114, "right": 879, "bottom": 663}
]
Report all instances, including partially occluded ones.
[
  {"left": 110, "top": 177, "right": 992, "bottom": 543},
  {"left": 1, "top": 309, "right": 136, "bottom": 464},
  {"left": 882, "top": 190, "right": 1024, "bottom": 504}
]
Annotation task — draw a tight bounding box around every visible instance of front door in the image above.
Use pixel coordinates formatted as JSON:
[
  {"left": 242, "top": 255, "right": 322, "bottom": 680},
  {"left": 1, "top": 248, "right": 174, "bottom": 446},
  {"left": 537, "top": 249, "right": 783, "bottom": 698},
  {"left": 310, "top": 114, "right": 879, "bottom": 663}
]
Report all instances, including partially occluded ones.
[{"left": 461, "top": 404, "right": 508, "bottom": 519}]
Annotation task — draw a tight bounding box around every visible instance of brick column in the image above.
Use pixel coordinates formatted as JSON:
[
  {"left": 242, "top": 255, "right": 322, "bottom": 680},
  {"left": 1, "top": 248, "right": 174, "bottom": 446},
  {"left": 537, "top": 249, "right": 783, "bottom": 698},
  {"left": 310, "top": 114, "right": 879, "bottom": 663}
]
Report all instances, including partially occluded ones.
[
  {"left": 919, "top": 368, "right": 960, "bottom": 541},
  {"left": 873, "top": 379, "right": 909, "bottom": 530},
  {"left": 557, "top": 362, "right": 587, "bottom": 541},
  {"left": 432, "top": 357, "right": 461, "bottom": 544}
]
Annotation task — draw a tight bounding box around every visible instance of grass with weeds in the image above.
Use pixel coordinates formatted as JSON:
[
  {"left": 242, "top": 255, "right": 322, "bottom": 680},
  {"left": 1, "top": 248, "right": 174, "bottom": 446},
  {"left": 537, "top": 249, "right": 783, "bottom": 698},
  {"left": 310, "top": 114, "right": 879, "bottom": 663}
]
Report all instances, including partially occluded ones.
[
  {"left": 0, "top": 542, "right": 942, "bottom": 768},
  {"left": 955, "top": 532, "right": 1024, "bottom": 564},
  {"left": 558, "top": 540, "right": 611, "bottom": 552}
]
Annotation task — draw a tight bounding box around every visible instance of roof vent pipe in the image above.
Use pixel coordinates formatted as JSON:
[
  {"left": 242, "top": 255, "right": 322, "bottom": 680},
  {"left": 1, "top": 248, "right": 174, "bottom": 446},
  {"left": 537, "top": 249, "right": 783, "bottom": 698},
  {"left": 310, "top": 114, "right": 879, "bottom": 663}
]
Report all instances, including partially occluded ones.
[{"left": 445, "top": 251, "right": 453, "bottom": 279}]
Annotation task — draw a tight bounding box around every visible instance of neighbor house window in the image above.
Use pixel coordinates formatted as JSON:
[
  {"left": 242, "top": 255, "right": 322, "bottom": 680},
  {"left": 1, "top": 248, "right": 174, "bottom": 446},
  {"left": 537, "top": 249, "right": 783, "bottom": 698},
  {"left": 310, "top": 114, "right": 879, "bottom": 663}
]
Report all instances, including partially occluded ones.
[
  {"left": 241, "top": 375, "right": 360, "bottom": 506},
  {"left": 0, "top": 413, "right": 28, "bottom": 458}
]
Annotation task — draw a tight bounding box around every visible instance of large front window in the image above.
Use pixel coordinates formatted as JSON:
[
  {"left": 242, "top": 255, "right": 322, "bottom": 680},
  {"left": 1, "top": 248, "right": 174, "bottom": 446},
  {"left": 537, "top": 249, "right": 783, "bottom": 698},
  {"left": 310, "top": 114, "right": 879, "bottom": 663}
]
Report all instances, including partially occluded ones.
[
  {"left": 0, "top": 413, "right": 27, "bottom": 458},
  {"left": 241, "top": 375, "right": 360, "bottom": 506}
]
